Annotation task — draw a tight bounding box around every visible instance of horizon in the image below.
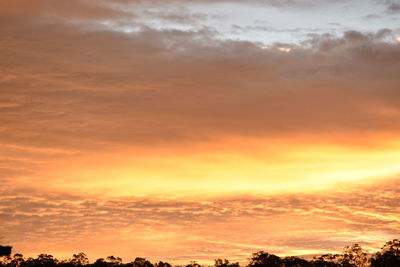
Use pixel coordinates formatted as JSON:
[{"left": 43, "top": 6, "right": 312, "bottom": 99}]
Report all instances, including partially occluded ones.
[{"left": 1, "top": 239, "right": 398, "bottom": 265}]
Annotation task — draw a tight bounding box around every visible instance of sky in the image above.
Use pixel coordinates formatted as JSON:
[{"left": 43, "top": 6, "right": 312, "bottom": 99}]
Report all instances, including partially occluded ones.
[{"left": 1, "top": 0, "right": 400, "bottom": 264}]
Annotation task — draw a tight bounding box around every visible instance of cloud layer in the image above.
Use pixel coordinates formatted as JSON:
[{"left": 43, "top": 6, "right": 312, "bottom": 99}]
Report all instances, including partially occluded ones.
[
  {"left": 1, "top": 179, "right": 399, "bottom": 263},
  {"left": 1, "top": 0, "right": 399, "bottom": 263}
]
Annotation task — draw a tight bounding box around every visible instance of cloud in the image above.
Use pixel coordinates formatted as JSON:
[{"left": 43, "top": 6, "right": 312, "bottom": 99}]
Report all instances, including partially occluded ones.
[
  {"left": 0, "top": 178, "right": 398, "bottom": 262},
  {"left": 1, "top": 17, "right": 400, "bottom": 152},
  {"left": 1, "top": 1, "right": 400, "bottom": 197},
  {"left": 379, "top": 0, "right": 400, "bottom": 13},
  {"left": 0, "top": 0, "right": 130, "bottom": 20}
]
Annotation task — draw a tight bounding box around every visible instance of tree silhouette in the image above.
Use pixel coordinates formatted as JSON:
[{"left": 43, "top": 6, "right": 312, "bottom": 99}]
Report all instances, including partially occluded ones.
[
  {"left": 185, "top": 261, "right": 201, "bottom": 267},
  {"left": 214, "top": 259, "right": 239, "bottom": 267},
  {"left": 10, "top": 254, "right": 24, "bottom": 267},
  {"left": 106, "top": 256, "right": 122, "bottom": 266},
  {"left": 93, "top": 258, "right": 108, "bottom": 267},
  {"left": 282, "top": 256, "right": 311, "bottom": 267},
  {"left": 312, "top": 252, "right": 354, "bottom": 267},
  {"left": 0, "top": 247, "right": 12, "bottom": 257},
  {"left": 341, "top": 244, "right": 368, "bottom": 267},
  {"left": 68, "top": 253, "right": 89, "bottom": 266},
  {"left": 1, "top": 239, "right": 400, "bottom": 267},
  {"left": 154, "top": 261, "right": 171, "bottom": 267},
  {"left": 310, "top": 257, "right": 341, "bottom": 267},
  {"left": 31, "top": 254, "right": 58, "bottom": 267},
  {"left": 371, "top": 239, "right": 400, "bottom": 267},
  {"left": 248, "top": 251, "right": 282, "bottom": 267},
  {"left": 131, "top": 258, "right": 153, "bottom": 267}
]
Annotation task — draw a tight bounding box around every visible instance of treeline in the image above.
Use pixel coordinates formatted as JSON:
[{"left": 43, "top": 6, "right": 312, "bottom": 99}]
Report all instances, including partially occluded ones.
[{"left": 0, "top": 239, "right": 399, "bottom": 267}]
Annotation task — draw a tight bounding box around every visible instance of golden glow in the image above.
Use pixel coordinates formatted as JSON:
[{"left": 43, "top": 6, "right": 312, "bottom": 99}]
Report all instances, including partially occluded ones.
[
  {"left": 277, "top": 47, "right": 292, "bottom": 52},
  {"left": 40, "top": 136, "right": 400, "bottom": 196}
]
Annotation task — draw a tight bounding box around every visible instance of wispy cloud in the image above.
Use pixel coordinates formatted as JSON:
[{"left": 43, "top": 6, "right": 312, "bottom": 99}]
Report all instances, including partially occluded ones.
[{"left": 1, "top": 178, "right": 399, "bottom": 262}]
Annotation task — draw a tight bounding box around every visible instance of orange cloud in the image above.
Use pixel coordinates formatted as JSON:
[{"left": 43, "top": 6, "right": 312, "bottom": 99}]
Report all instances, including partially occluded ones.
[
  {"left": 1, "top": 179, "right": 398, "bottom": 263},
  {"left": 29, "top": 136, "right": 400, "bottom": 197}
]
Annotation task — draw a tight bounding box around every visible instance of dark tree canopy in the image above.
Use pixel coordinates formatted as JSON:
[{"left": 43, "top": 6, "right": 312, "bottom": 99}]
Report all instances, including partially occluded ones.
[
  {"left": 155, "top": 262, "right": 171, "bottom": 267},
  {"left": 370, "top": 239, "right": 400, "bottom": 267},
  {"left": 282, "top": 256, "right": 312, "bottom": 267},
  {"left": 69, "top": 253, "right": 90, "bottom": 266},
  {"left": 214, "top": 259, "right": 239, "bottom": 267},
  {"left": 0, "top": 247, "right": 12, "bottom": 257},
  {"left": 248, "top": 251, "right": 282, "bottom": 267},
  {"left": 1, "top": 239, "right": 400, "bottom": 267}
]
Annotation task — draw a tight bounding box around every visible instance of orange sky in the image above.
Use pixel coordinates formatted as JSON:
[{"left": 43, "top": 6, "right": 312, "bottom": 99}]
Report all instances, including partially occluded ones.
[{"left": 1, "top": 0, "right": 400, "bottom": 264}]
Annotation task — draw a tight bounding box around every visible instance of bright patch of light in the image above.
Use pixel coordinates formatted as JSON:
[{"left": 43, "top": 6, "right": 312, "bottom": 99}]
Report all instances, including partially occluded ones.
[
  {"left": 43, "top": 137, "right": 400, "bottom": 197},
  {"left": 277, "top": 47, "right": 292, "bottom": 52}
]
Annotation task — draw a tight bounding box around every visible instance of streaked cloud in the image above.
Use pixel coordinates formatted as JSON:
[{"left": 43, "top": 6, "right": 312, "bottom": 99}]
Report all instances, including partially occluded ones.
[{"left": 1, "top": 179, "right": 398, "bottom": 263}]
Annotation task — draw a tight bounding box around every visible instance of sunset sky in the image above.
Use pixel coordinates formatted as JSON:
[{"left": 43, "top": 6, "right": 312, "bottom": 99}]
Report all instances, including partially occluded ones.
[{"left": 1, "top": 0, "right": 400, "bottom": 264}]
